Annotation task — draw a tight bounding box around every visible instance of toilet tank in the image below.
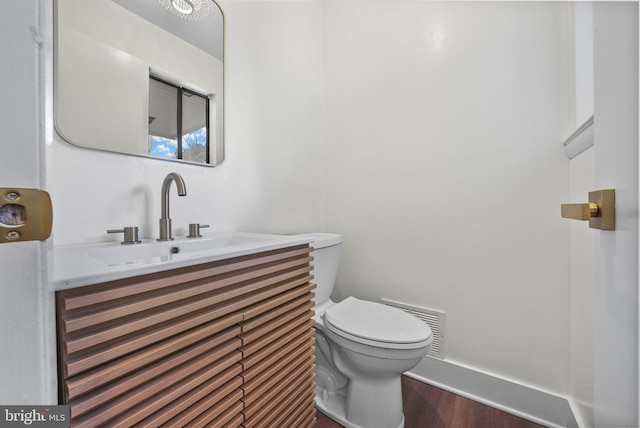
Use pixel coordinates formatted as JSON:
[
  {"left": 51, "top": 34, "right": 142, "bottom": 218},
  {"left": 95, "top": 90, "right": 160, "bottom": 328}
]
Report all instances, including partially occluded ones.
[{"left": 298, "top": 233, "right": 343, "bottom": 305}]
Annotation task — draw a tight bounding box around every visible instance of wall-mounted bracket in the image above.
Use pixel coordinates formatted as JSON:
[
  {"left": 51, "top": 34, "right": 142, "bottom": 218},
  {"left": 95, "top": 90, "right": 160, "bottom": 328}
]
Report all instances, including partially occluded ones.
[
  {"left": 0, "top": 188, "right": 53, "bottom": 243},
  {"left": 561, "top": 189, "right": 615, "bottom": 230}
]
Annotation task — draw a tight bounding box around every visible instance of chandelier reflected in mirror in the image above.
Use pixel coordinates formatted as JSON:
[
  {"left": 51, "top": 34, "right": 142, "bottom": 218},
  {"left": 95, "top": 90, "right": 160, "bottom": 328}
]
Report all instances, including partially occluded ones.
[{"left": 159, "top": 0, "right": 210, "bottom": 21}]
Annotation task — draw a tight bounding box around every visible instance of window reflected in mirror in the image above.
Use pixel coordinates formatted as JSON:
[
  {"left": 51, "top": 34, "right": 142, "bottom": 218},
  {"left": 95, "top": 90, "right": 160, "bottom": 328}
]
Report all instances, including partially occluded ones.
[{"left": 148, "top": 76, "right": 210, "bottom": 164}]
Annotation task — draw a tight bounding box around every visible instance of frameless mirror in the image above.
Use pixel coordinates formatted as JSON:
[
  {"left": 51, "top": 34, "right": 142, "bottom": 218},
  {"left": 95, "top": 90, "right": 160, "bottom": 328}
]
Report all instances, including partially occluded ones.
[{"left": 54, "top": 0, "right": 224, "bottom": 166}]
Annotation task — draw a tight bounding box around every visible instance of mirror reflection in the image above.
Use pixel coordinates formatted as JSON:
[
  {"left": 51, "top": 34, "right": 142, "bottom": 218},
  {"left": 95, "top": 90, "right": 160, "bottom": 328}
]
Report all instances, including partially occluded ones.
[
  {"left": 149, "top": 76, "right": 210, "bottom": 163},
  {"left": 54, "top": 0, "right": 224, "bottom": 166}
]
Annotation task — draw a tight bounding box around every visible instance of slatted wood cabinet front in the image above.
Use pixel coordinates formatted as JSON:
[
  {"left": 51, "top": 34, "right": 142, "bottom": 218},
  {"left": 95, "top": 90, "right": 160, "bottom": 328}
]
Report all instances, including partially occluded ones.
[{"left": 56, "top": 244, "right": 316, "bottom": 427}]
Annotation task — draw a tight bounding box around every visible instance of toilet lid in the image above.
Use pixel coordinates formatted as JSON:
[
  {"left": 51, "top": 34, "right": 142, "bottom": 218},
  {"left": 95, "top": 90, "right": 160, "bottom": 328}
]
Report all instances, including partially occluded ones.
[{"left": 324, "top": 297, "right": 432, "bottom": 346}]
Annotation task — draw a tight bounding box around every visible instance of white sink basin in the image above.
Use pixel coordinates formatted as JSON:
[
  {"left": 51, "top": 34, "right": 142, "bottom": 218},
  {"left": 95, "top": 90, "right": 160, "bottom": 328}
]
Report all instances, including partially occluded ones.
[
  {"left": 87, "top": 232, "right": 276, "bottom": 266},
  {"left": 54, "top": 232, "right": 312, "bottom": 290}
]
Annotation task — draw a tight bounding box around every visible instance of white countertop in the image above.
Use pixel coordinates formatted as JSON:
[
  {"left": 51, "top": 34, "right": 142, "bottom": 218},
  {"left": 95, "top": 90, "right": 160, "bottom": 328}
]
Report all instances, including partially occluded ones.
[{"left": 53, "top": 232, "right": 313, "bottom": 290}]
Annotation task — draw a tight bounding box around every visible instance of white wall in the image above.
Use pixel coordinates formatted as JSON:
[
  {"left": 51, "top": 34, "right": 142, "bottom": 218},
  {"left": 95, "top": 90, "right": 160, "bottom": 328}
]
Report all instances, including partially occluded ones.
[
  {"left": 51, "top": 0, "right": 325, "bottom": 246},
  {"left": 323, "top": 0, "right": 574, "bottom": 395}
]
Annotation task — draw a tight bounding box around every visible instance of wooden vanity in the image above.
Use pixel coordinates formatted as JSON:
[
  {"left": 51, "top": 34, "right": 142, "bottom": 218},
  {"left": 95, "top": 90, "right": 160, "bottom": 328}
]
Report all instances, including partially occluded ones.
[{"left": 56, "top": 243, "right": 316, "bottom": 427}]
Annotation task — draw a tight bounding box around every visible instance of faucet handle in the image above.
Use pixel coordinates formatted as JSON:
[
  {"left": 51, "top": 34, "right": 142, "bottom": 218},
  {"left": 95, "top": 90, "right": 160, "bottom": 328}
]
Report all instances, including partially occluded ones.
[
  {"left": 108, "top": 227, "right": 142, "bottom": 245},
  {"left": 187, "top": 223, "right": 209, "bottom": 239}
]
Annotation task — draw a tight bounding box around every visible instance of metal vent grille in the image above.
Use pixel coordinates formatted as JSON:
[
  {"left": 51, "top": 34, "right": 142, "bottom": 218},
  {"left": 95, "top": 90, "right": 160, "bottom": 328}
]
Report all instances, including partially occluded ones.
[{"left": 381, "top": 298, "right": 445, "bottom": 360}]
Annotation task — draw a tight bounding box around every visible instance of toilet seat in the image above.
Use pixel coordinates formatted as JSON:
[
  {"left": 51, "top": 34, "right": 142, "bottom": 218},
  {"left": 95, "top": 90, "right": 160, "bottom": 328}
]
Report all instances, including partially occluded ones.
[{"left": 324, "top": 297, "right": 432, "bottom": 350}]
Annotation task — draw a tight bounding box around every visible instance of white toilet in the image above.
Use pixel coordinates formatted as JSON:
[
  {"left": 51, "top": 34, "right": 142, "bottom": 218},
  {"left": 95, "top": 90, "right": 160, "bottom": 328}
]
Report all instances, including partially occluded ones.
[{"left": 301, "top": 233, "right": 433, "bottom": 428}]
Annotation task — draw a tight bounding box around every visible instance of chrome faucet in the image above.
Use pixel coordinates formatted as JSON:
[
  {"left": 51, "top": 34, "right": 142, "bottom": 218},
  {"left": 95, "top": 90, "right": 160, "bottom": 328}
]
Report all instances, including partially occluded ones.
[{"left": 158, "top": 172, "right": 187, "bottom": 241}]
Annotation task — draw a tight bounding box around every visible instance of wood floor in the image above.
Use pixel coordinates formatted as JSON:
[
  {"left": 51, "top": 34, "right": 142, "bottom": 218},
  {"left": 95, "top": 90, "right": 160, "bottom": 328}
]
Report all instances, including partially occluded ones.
[{"left": 315, "top": 375, "right": 543, "bottom": 428}]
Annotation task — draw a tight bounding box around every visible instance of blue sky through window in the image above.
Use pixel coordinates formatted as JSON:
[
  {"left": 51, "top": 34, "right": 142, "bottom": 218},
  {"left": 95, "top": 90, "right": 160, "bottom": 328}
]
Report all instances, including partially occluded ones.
[
  {"left": 150, "top": 136, "right": 178, "bottom": 159},
  {"left": 150, "top": 127, "right": 206, "bottom": 160}
]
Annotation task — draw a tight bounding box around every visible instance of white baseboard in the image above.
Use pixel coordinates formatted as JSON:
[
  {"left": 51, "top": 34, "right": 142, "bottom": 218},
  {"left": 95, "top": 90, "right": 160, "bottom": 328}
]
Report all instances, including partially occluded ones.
[
  {"left": 407, "top": 357, "right": 578, "bottom": 428},
  {"left": 567, "top": 398, "right": 589, "bottom": 428}
]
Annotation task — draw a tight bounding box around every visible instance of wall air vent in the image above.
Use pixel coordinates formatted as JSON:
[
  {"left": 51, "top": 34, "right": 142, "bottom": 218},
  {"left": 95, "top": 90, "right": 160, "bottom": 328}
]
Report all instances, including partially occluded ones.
[{"left": 381, "top": 298, "right": 445, "bottom": 360}]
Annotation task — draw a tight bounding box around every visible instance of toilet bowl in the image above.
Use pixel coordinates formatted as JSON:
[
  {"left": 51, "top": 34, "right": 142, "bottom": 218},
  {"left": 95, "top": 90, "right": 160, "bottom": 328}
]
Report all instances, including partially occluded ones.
[{"left": 298, "top": 233, "right": 433, "bottom": 428}]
